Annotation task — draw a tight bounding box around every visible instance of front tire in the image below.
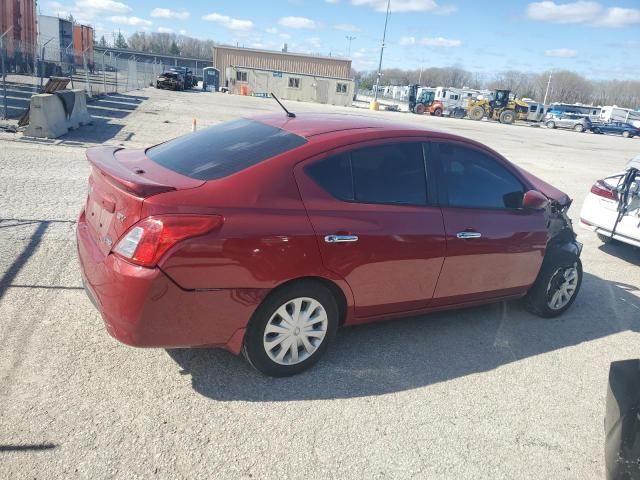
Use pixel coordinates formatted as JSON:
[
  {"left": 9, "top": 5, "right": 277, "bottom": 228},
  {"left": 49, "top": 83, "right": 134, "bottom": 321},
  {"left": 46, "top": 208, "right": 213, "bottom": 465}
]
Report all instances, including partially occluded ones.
[
  {"left": 574, "top": 124, "right": 584, "bottom": 132},
  {"left": 432, "top": 108, "right": 443, "bottom": 117},
  {"left": 415, "top": 103, "right": 425, "bottom": 115},
  {"left": 469, "top": 106, "right": 484, "bottom": 121},
  {"left": 546, "top": 121, "right": 556, "bottom": 129},
  {"left": 243, "top": 281, "right": 338, "bottom": 377},
  {"left": 524, "top": 257, "right": 582, "bottom": 318},
  {"left": 499, "top": 109, "right": 515, "bottom": 124}
]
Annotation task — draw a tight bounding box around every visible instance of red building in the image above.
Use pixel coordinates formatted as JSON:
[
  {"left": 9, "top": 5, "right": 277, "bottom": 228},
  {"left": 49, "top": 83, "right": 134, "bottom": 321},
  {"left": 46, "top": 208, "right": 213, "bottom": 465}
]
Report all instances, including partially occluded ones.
[{"left": 0, "top": 0, "right": 38, "bottom": 71}]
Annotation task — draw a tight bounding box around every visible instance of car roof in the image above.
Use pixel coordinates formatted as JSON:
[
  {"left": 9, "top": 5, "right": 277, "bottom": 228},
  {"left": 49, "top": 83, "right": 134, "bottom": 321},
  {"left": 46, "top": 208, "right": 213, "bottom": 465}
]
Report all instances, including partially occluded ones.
[{"left": 252, "top": 112, "right": 438, "bottom": 139}]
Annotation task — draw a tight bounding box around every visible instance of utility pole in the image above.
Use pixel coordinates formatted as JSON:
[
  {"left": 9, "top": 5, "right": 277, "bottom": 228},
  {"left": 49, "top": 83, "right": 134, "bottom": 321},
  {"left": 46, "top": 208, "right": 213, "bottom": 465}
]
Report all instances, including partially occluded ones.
[
  {"left": 345, "top": 35, "right": 356, "bottom": 57},
  {"left": 542, "top": 73, "right": 552, "bottom": 106},
  {"left": 373, "top": 0, "right": 391, "bottom": 103}
]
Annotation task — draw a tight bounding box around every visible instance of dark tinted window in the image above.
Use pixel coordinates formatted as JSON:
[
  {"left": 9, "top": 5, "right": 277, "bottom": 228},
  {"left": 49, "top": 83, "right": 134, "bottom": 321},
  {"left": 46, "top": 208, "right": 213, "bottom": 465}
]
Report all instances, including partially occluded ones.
[
  {"left": 351, "top": 144, "right": 427, "bottom": 205},
  {"left": 306, "top": 143, "right": 427, "bottom": 205},
  {"left": 147, "top": 119, "right": 307, "bottom": 180},
  {"left": 437, "top": 143, "right": 524, "bottom": 209},
  {"left": 306, "top": 153, "right": 353, "bottom": 200}
]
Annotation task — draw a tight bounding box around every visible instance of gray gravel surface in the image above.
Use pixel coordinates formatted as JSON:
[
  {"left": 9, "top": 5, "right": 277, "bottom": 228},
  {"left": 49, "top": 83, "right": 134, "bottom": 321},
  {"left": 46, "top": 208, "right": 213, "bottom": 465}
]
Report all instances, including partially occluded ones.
[{"left": 1, "top": 88, "right": 639, "bottom": 479}]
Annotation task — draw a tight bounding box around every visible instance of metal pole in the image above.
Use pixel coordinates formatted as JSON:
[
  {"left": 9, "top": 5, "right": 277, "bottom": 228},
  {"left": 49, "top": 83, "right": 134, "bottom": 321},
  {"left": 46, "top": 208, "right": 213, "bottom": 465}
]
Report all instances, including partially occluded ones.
[
  {"left": 542, "top": 73, "right": 552, "bottom": 106},
  {"left": 1, "top": 37, "right": 7, "bottom": 121},
  {"left": 345, "top": 36, "right": 356, "bottom": 57},
  {"left": 102, "top": 50, "right": 107, "bottom": 95},
  {"left": 39, "top": 38, "right": 54, "bottom": 91},
  {"left": 82, "top": 46, "right": 91, "bottom": 97},
  {"left": 373, "top": 0, "right": 391, "bottom": 101},
  {"left": 114, "top": 53, "right": 120, "bottom": 93}
]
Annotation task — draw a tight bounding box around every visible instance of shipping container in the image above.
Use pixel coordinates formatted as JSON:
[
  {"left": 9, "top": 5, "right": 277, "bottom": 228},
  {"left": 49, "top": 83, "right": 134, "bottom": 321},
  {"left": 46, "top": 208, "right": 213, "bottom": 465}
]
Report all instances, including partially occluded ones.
[
  {"left": 37, "top": 15, "right": 73, "bottom": 64},
  {"left": 73, "top": 24, "right": 94, "bottom": 65},
  {"left": 0, "top": 0, "right": 37, "bottom": 73}
]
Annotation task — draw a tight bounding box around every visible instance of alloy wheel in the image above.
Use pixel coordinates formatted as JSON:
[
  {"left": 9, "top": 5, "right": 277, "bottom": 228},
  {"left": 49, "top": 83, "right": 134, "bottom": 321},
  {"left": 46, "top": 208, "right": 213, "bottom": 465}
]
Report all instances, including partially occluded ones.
[
  {"left": 263, "top": 297, "right": 328, "bottom": 365},
  {"left": 546, "top": 264, "right": 579, "bottom": 310}
]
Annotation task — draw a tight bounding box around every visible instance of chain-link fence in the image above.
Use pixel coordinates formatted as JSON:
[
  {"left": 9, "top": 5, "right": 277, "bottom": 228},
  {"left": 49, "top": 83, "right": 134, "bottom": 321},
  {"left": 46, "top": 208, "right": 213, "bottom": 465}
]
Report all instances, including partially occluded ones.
[{"left": 1, "top": 42, "right": 175, "bottom": 120}]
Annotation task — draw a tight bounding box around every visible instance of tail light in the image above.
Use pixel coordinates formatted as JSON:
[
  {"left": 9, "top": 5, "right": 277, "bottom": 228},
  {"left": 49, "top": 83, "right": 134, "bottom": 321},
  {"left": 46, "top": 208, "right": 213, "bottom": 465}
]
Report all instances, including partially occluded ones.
[
  {"left": 113, "top": 215, "right": 223, "bottom": 267},
  {"left": 590, "top": 181, "right": 617, "bottom": 201}
]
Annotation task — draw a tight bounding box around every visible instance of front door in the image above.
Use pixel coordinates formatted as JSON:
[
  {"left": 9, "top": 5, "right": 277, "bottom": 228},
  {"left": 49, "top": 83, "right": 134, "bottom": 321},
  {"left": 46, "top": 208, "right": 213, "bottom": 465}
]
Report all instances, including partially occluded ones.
[
  {"left": 295, "top": 141, "right": 446, "bottom": 319},
  {"left": 431, "top": 142, "right": 548, "bottom": 305}
]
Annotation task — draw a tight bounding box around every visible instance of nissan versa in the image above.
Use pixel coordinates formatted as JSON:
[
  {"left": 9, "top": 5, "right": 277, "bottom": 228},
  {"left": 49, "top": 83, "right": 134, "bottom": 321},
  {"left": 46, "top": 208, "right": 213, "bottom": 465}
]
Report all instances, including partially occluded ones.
[{"left": 77, "top": 113, "right": 583, "bottom": 376}]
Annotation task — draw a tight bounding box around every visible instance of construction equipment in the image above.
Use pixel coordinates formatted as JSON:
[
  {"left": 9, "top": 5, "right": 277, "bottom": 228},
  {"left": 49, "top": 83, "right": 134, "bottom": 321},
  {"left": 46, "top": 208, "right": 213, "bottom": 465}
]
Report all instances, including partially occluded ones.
[
  {"left": 467, "top": 89, "right": 529, "bottom": 124},
  {"left": 408, "top": 84, "right": 444, "bottom": 116}
]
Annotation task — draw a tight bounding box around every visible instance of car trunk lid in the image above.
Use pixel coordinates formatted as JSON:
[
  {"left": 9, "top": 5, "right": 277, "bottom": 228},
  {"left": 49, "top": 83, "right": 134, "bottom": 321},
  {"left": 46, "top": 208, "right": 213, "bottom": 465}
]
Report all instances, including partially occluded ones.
[{"left": 85, "top": 146, "right": 204, "bottom": 256}]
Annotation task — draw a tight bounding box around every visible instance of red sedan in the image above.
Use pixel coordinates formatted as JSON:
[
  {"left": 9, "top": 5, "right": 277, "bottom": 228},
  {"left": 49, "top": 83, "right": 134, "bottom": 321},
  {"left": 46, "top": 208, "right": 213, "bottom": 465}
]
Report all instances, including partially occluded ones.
[{"left": 77, "top": 113, "right": 583, "bottom": 376}]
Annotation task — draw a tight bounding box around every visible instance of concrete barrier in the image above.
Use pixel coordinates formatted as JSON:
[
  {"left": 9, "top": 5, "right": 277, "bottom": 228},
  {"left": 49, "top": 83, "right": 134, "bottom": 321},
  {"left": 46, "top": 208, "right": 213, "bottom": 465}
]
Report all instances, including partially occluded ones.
[{"left": 24, "top": 89, "right": 93, "bottom": 139}]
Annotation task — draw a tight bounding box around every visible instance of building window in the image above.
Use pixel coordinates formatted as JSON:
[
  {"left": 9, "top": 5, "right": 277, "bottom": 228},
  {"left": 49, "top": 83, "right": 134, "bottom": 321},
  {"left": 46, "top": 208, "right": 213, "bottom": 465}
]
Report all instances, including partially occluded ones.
[
  {"left": 236, "top": 71, "right": 248, "bottom": 82},
  {"left": 336, "top": 83, "right": 348, "bottom": 94},
  {"left": 288, "top": 77, "right": 300, "bottom": 88}
]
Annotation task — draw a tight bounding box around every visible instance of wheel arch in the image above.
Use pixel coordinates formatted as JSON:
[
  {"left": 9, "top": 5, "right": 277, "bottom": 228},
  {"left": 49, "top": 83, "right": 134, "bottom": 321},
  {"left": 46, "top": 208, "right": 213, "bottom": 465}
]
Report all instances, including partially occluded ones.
[{"left": 266, "top": 276, "right": 350, "bottom": 326}]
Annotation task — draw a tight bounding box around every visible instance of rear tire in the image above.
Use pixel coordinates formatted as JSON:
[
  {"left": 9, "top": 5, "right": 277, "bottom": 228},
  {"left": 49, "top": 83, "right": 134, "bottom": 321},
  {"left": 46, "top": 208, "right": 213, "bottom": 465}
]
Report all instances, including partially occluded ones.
[
  {"left": 524, "top": 257, "right": 582, "bottom": 318},
  {"left": 546, "top": 121, "right": 556, "bottom": 129},
  {"left": 469, "top": 106, "right": 484, "bottom": 121},
  {"left": 242, "top": 281, "right": 339, "bottom": 377},
  {"left": 622, "top": 131, "right": 630, "bottom": 138},
  {"left": 433, "top": 108, "right": 443, "bottom": 117},
  {"left": 499, "top": 109, "right": 515, "bottom": 124},
  {"left": 415, "top": 103, "right": 425, "bottom": 115},
  {"left": 592, "top": 127, "right": 601, "bottom": 134}
]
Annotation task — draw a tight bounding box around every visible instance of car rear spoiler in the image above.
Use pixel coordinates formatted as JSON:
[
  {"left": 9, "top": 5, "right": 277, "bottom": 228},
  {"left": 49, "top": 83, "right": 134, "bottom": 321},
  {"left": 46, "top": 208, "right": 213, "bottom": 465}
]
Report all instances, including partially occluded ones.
[{"left": 86, "top": 146, "right": 177, "bottom": 197}]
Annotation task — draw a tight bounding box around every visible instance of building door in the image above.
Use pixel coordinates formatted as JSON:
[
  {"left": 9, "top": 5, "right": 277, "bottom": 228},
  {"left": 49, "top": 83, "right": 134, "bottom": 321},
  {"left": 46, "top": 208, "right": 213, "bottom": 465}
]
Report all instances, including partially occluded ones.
[
  {"left": 255, "top": 73, "right": 269, "bottom": 94},
  {"left": 315, "top": 80, "right": 329, "bottom": 104}
]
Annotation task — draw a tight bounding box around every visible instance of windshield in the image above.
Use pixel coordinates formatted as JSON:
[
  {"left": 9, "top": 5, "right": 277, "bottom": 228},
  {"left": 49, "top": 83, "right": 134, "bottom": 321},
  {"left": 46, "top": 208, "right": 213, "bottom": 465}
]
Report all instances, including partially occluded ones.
[{"left": 146, "top": 119, "right": 307, "bottom": 180}]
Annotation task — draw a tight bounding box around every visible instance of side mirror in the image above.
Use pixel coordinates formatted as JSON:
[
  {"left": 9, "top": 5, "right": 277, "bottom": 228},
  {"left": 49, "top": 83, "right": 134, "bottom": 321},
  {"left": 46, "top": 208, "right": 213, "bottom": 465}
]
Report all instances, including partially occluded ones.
[{"left": 523, "top": 190, "right": 549, "bottom": 210}]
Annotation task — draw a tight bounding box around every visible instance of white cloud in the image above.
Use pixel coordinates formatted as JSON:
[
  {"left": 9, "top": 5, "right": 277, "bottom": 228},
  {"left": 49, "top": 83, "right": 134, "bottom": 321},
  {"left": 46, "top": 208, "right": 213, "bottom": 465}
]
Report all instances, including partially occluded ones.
[
  {"left": 598, "top": 7, "right": 640, "bottom": 27},
  {"left": 335, "top": 23, "right": 361, "bottom": 32},
  {"left": 202, "top": 13, "right": 254, "bottom": 30},
  {"left": 280, "top": 33, "right": 292, "bottom": 40},
  {"left": 278, "top": 16, "right": 317, "bottom": 29},
  {"left": 434, "top": 4, "right": 457, "bottom": 15},
  {"left": 400, "top": 36, "right": 416, "bottom": 45},
  {"left": 157, "top": 27, "right": 173, "bottom": 33},
  {"left": 77, "top": 0, "right": 131, "bottom": 13},
  {"left": 421, "top": 37, "right": 461, "bottom": 47},
  {"left": 108, "top": 16, "right": 152, "bottom": 27},
  {"left": 544, "top": 48, "right": 577, "bottom": 57},
  {"left": 266, "top": 27, "right": 279, "bottom": 34},
  {"left": 526, "top": 2, "right": 640, "bottom": 28},
  {"left": 150, "top": 8, "right": 189, "bottom": 20},
  {"left": 352, "top": 0, "right": 437, "bottom": 12}
]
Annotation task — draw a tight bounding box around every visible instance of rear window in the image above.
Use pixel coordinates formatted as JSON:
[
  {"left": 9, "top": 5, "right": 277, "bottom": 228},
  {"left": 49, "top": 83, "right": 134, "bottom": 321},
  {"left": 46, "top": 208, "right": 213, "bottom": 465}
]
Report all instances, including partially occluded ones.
[{"left": 146, "top": 119, "right": 307, "bottom": 180}]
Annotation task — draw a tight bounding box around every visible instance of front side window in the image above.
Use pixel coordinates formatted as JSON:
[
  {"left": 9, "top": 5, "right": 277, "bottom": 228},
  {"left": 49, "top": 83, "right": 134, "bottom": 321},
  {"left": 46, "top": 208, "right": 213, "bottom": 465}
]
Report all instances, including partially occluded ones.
[
  {"left": 306, "top": 143, "right": 427, "bottom": 205},
  {"left": 288, "top": 77, "right": 300, "bottom": 88},
  {"left": 436, "top": 143, "right": 524, "bottom": 209}
]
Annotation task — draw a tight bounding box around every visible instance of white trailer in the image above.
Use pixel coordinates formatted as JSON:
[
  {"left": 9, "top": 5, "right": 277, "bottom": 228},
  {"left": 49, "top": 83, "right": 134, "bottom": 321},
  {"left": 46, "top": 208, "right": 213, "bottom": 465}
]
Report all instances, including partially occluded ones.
[
  {"left": 433, "top": 87, "right": 483, "bottom": 116},
  {"left": 599, "top": 106, "right": 640, "bottom": 128}
]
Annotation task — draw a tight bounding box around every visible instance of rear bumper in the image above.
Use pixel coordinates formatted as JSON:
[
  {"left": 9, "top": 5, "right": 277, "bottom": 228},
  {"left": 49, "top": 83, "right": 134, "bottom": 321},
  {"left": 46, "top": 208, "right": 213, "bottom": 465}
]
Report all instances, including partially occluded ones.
[{"left": 76, "top": 211, "right": 267, "bottom": 352}]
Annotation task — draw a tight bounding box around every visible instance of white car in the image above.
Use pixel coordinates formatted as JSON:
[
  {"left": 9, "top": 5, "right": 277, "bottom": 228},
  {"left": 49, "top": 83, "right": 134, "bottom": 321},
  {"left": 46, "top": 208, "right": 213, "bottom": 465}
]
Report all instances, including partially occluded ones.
[{"left": 580, "top": 156, "right": 640, "bottom": 248}]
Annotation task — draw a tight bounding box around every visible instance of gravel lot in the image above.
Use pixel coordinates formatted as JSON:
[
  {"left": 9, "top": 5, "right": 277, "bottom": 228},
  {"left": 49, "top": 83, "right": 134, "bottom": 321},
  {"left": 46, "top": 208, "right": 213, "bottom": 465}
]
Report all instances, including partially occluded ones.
[{"left": 1, "top": 88, "right": 639, "bottom": 479}]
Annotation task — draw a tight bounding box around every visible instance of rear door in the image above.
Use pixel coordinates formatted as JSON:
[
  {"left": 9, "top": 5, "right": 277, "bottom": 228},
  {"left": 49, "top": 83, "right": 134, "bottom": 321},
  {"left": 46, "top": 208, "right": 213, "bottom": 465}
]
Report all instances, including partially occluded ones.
[
  {"left": 295, "top": 140, "right": 446, "bottom": 319},
  {"left": 431, "top": 142, "right": 548, "bottom": 305}
]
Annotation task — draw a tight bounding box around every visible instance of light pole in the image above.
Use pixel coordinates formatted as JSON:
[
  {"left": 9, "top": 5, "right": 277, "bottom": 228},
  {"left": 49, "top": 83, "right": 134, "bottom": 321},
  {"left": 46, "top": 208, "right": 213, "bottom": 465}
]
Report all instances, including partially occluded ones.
[
  {"left": 373, "top": 0, "right": 391, "bottom": 104},
  {"left": 542, "top": 73, "right": 552, "bottom": 106},
  {"left": 345, "top": 35, "right": 356, "bottom": 57}
]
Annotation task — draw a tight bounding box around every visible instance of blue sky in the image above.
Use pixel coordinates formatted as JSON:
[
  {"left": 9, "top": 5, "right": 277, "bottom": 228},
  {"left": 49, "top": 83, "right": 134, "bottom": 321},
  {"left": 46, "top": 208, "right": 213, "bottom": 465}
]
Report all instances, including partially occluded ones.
[{"left": 43, "top": 0, "right": 640, "bottom": 79}]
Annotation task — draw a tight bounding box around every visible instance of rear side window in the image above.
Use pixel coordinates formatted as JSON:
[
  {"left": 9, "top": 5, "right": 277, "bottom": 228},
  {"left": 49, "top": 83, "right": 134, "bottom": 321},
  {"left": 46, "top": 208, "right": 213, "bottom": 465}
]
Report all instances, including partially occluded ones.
[
  {"left": 147, "top": 119, "right": 307, "bottom": 180},
  {"left": 306, "top": 143, "right": 427, "bottom": 205},
  {"left": 436, "top": 143, "right": 524, "bottom": 209}
]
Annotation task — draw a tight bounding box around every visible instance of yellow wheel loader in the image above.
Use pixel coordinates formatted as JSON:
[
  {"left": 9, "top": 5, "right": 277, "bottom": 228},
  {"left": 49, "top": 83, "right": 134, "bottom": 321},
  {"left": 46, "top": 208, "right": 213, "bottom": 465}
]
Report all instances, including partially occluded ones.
[{"left": 467, "top": 89, "right": 529, "bottom": 124}]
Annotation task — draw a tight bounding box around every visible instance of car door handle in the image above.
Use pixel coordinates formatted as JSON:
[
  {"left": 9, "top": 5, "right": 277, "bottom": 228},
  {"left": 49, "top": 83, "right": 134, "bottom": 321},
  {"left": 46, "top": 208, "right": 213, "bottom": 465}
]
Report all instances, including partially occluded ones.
[
  {"left": 324, "top": 235, "right": 359, "bottom": 243},
  {"left": 456, "top": 231, "right": 482, "bottom": 239}
]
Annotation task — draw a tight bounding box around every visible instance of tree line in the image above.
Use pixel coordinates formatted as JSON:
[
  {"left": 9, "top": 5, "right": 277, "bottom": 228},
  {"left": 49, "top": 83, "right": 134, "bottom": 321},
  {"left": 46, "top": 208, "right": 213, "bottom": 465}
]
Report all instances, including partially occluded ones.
[
  {"left": 356, "top": 68, "right": 640, "bottom": 108},
  {"left": 97, "top": 31, "right": 217, "bottom": 60}
]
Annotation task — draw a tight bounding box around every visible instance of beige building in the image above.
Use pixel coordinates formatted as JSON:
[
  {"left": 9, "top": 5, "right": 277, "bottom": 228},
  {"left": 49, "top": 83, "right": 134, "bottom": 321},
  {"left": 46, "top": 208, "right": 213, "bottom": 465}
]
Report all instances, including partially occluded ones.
[{"left": 213, "top": 45, "right": 354, "bottom": 107}]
